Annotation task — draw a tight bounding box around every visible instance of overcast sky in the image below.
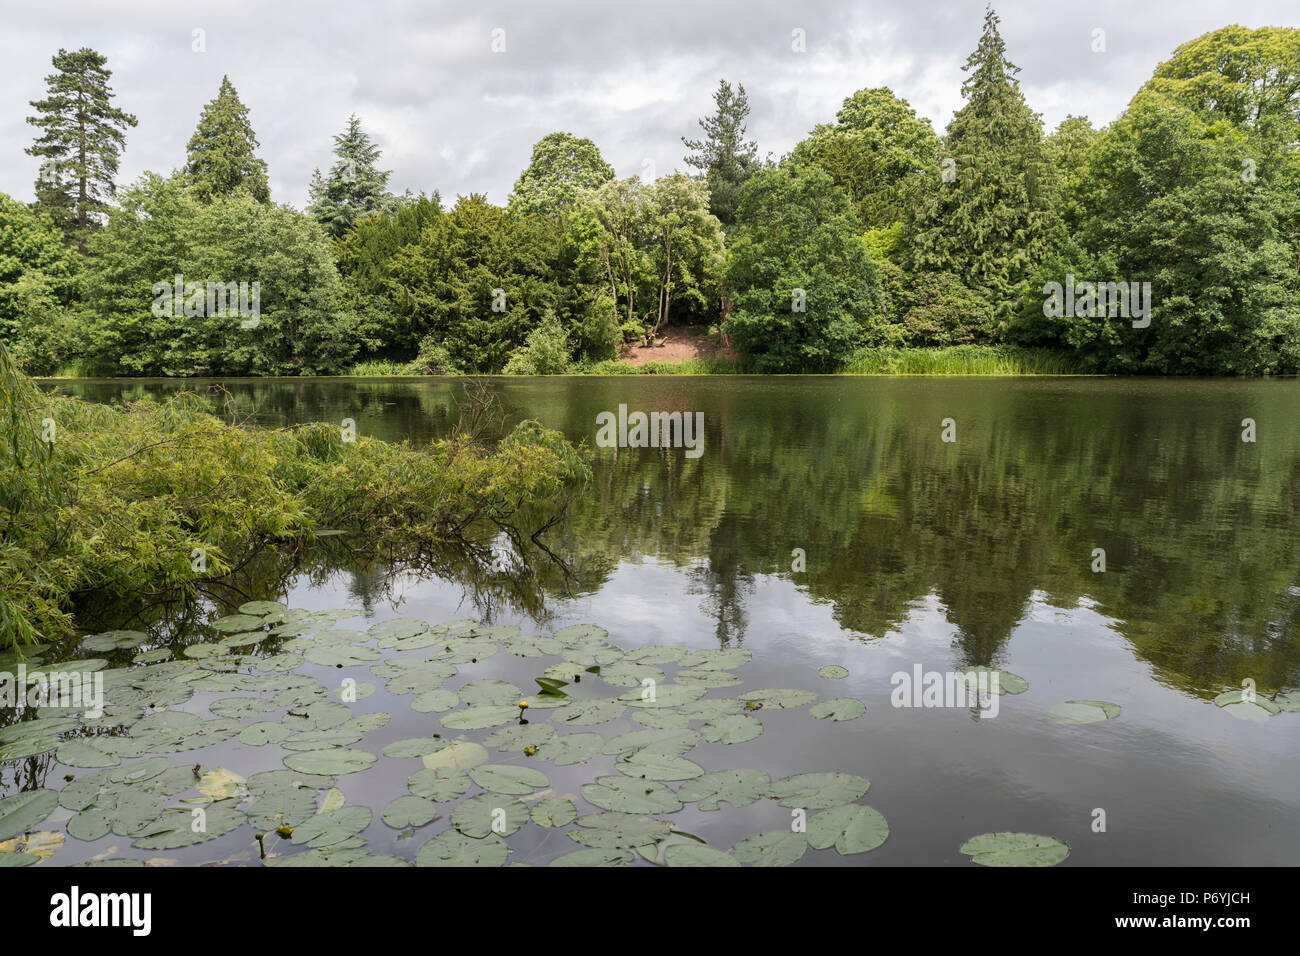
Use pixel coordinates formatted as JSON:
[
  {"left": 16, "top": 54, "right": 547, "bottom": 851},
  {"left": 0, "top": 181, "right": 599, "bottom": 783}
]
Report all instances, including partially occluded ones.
[{"left": 3, "top": 0, "right": 1299, "bottom": 209}]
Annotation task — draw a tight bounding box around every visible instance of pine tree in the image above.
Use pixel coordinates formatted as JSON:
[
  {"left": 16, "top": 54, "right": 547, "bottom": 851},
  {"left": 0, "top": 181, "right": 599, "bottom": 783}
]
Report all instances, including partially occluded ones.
[
  {"left": 184, "top": 77, "right": 270, "bottom": 203},
  {"left": 25, "top": 47, "right": 137, "bottom": 251},
  {"left": 682, "top": 80, "right": 760, "bottom": 226},
  {"left": 308, "top": 114, "right": 395, "bottom": 237},
  {"left": 906, "top": 7, "right": 1057, "bottom": 326}
]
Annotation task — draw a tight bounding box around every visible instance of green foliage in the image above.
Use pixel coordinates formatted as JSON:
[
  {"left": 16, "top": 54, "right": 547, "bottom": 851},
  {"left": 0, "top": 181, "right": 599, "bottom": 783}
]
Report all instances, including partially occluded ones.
[
  {"left": 78, "top": 173, "right": 357, "bottom": 375},
  {"left": 843, "top": 345, "right": 1079, "bottom": 375},
  {"left": 184, "top": 76, "right": 270, "bottom": 203},
  {"left": 569, "top": 175, "right": 724, "bottom": 342},
  {"left": 682, "top": 80, "right": 761, "bottom": 226},
  {"left": 25, "top": 47, "right": 137, "bottom": 250},
  {"left": 906, "top": 8, "right": 1058, "bottom": 330},
  {"left": 0, "top": 193, "right": 79, "bottom": 343},
  {"left": 509, "top": 132, "right": 615, "bottom": 218},
  {"left": 791, "top": 87, "right": 941, "bottom": 230},
  {"left": 503, "top": 311, "right": 573, "bottom": 374},
  {"left": 387, "top": 195, "right": 560, "bottom": 372},
  {"left": 724, "top": 166, "right": 880, "bottom": 372},
  {"left": 406, "top": 336, "right": 464, "bottom": 375},
  {"left": 1024, "top": 90, "right": 1300, "bottom": 373},
  {"left": 0, "top": 342, "right": 589, "bottom": 645},
  {"left": 308, "top": 114, "right": 397, "bottom": 237}
]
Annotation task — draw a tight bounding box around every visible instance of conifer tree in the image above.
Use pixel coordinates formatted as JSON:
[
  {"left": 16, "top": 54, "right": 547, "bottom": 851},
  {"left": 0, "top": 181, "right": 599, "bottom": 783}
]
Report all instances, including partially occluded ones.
[
  {"left": 682, "top": 79, "right": 760, "bottom": 226},
  {"left": 184, "top": 77, "right": 270, "bottom": 203},
  {"left": 25, "top": 47, "right": 137, "bottom": 251},
  {"left": 907, "top": 7, "right": 1057, "bottom": 323},
  {"left": 308, "top": 114, "right": 395, "bottom": 236}
]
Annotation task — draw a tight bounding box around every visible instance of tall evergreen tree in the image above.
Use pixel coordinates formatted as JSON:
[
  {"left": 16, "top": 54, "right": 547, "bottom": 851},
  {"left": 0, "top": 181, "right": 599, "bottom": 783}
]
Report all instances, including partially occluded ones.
[
  {"left": 308, "top": 114, "right": 395, "bottom": 237},
  {"left": 184, "top": 77, "right": 270, "bottom": 203},
  {"left": 25, "top": 47, "right": 137, "bottom": 251},
  {"left": 682, "top": 79, "right": 760, "bottom": 226},
  {"left": 906, "top": 7, "right": 1057, "bottom": 326}
]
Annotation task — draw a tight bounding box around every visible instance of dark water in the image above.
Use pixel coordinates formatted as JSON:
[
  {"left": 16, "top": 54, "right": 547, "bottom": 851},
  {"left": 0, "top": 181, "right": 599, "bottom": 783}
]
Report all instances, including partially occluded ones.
[{"left": 18, "top": 375, "right": 1300, "bottom": 865}]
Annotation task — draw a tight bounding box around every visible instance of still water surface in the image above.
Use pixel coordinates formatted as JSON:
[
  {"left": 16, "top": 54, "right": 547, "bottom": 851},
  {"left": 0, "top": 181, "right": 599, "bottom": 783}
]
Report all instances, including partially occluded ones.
[{"left": 15, "top": 375, "right": 1300, "bottom": 865}]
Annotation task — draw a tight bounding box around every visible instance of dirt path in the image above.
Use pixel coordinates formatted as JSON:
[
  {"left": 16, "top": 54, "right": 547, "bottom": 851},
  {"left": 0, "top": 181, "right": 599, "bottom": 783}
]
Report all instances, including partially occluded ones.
[{"left": 617, "top": 326, "right": 732, "bottom": 366}]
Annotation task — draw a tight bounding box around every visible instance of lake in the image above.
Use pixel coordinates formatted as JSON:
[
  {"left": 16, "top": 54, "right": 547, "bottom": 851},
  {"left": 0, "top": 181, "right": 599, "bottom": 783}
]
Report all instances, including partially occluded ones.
[{"left": 9, "top": 375, "right": 1299, "bottom": 866}]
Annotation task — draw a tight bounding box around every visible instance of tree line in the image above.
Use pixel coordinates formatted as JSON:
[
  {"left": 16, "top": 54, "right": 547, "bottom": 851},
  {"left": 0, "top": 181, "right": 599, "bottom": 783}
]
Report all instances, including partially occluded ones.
[{"left": 2, "top": 9, "right": 1299, "bottom": 376}]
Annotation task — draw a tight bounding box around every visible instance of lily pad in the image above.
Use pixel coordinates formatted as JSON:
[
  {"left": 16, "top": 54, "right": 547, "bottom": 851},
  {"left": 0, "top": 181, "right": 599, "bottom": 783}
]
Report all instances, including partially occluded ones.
[
  {"left": 0, "top": 790, "right": 58, "bottom": 841},
  {"left": 417, "top": 830, "right": 509, "bottom": 867},
  {"left": 959, "top": 832, "right": 1070, "bottom": 867},
  {"left": 451, "top": 793, "right": 528, "bottom": 837},
  {"left": 810, "top": 698, "right": 866, "bottom": 721},
  {"left": 381, "top": 796, "right": 440, "bottom": 829},
  {"left": 283, "top": 749, "right": 377, "bottom": 775},
  {"left": 733, "top": 830, "right": 807, "bottom": 867},
  {"left": 807, "top": 804, "right": 889, "bottom": 854},
  {"left": 582, "top": 776, "right": 683, "bottom": 813},
  {"left": 700, "top": 714, "right": 762, "bottom": 744},
  {"left": 664, "top": 844, "right": 741, "bottom": 867},
  {"left": 817, "top": 665, "right": 849, "bottom": 679},
  {"left": 408, "top": 767, "right": 472, "bottom": 802},
  {"left": 1049, "top": 700, "right": 1121, "bottom": 724},
  {"left": 677, "top": 770, "right": 771, "bottom": 811},
  {"left": 531, "top": 797, "right": 577, "bottom": 828},
  {"left": 769, "top": 772, "right": 870, "bottom": 810},
  {"left": 468, "top": 764, "right": 550, "bottom": 795}
]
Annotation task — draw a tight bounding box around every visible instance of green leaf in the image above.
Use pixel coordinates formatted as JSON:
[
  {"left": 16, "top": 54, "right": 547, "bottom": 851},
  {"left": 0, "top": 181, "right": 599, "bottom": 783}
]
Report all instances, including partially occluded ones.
[
  {"left": 677, "top": 770, "right": 771, "bottom": 811},
  {"left": 770, "top": 772, "right": 870, "bottom": 809},
  {"left": 417, "top": 830, "right": 509, "bottom": 867},
  {"left": 733, "top": 830, "right": 807, "bottom": 866},
  {"left": 959, "top": 832, "right": 1070, "bottom": 867},
  {"left": 807, "top": 804, "right": 889, "bottom": 854},
  {"left": 582, "top": 776, "right": 683, "bottom": 813},
  {"left": 468, "top": 764, "right": 550, "bottom": 795},
  {"left": 809, "top": 697, "right": 866, "bottom": 721},
  {"left": 0, "top": 790, "right": 58, "bottom": 841}
]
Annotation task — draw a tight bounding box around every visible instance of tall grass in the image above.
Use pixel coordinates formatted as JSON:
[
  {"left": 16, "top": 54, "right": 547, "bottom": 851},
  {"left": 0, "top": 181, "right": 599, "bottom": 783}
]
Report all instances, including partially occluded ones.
[
  {"left": 843, "top": 346, "right": 1082, "bottom": 375},
  {"left": 346, "top": 359, "right": 417, "bottom": 376},
  {"left": 579, "top": 356, "right": 747, "bottom": 375}
]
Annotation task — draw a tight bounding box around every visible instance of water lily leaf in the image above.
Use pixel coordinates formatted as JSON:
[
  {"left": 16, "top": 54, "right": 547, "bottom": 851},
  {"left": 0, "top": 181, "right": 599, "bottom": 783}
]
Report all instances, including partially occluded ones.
[
  {"left": 1212, "top": 690, "right": 1280, "bottom": 721},
  {"left": 959, "top": 832, "right": 1070, "bottom": 867},
  {"left": 678, "top": 648, "right": 752, "bottom": 670},
  {"left": 531, "top": 797, "right": 577, "bottom": 828},
  {"left": 246, "top": 769, "right": 335, "bottom": 797},
  {"left": 617, "top": 751, "right": 704, "bottom": 781},
  {"left": 383, "top": 738, "right": 446, "bottom": 759},
  {"left": 958, "top": 667, "right": 1029, "bottom": 695},
  {"left": 770, "top": 772, "right": 870, "bottom": 809},
  {"left": 1049, "top": 700, "right": 1121, "bottom": 724},
  {"left": 554, "top": 624, "right": 609, "bottom": 645},
  {"left": 417, "top": 830, "right": 508, "bottom": 867},
  {"left": 382, "top": 795, "right": 440, "bottom": 829},
  {"left": 569, "top": 811, "right": 672, "bottom": 849},
  {"left": 664, "top": 844, "right": 741, "bottom": 867},
  {"left": 0, "top": 829, "right": 63, "bottom": 863},
  {"left": 81, "top": 630, "right": 148, "bottom": 653},
  {"left": 733, "top": 830, "right": 807, "bottom": 866},
  {"left": 544, "top": 662, "right": 587, "bottom": 681},
  {"left": 0, "top": 790, "right": 58, "bottom": 841},
  {"left": 131, "top": 804, "right": 244, "bottom": 849},
  {"left": 818, "top": 665, "right": 849, "bottom": 679},
  {"left": 408, "top": 768, "right": 471, "bottom": 802},
  {"left": 282, "top": 700, "right": 351, "bottom": 732},
  {"left": 810, "top": 698, "right": 866, "bottom": 721},
  {"left": 554, "top": 698, "right": 627, "bottom": 725},
  {"left": 700, "top": 714, "right": 762, "bottom": 744},
  {"left": 596, "top": 662, "right": 665, "bottom": 688},
  {"left": 238, "top": 601, "right": 286, "bottom": 616},
  {"left": 624, "top": 644, "right": 687, "bottom": 665},
  {"left": 602, "top": 728, "right": 699, "bottom": 758},
  {"left": 245, "top": 787, "right": 317, "bottom": 830},
  {"left": 334, "top": 681, "right": 376, "bottom": 701},
  {"left": 562, "top": 644, "right": 624, "bottom": 668},
  {"left": 677, "top": 770, "right": 771, "bottom": 811},
  {"left": 807, "top": 804, "right": 889, "bottom": 854},
  {"left": 55, "top": 739, "right": 120, "bottom": 769},
  {"left": 676, "top": 668, "right": 743, "bottom": 688},
  {"left": 619, "top": 684, "right": 707, "bottom": 709},
  {"left": 211, "top": 614, "right": 265, "bottom": 633},
  {"left": 631, "top": 710, "right": 692, "bottom": 730},
  {"left": 483, "top": 723, "right": 556, "bottom": 753},
  {"left": 533, "top": 732, "right": 604, "bottom": 765},
  {"left": 282, "top": 726, "right": 365, "bottom": 751},
  {"left": 451, "top": 793, "right": 527, "bottom": 837},
  {"left": 210, "top": 696, "right": 275, "bottom": 719},
  {"left": 468, "top": 764, "right": 549, "bottom": 795},
  {"left": 411, "top": 688, "right": 458, "bottom": 713},
  {"left": 736, "top": 688, "right": 818, "bottom": 710},
  {"left": 547, "top": 847, "right": 635, "bottom": 866},
  {"left": 458, "top": 679, "right": 524, "bottom": 707},
  {"left": 291, "top": 806, "right": 372, "bottom": 847},
  {"left": 304, "top": 645, "right": 380, "bottom": 668},
  {"left": 197, "top": 768, "right": 247, "bottom": 800},
  {"left": 239, "top": 722, "right": 291, "bottom": 746},
  {"left": 441, "top": 705, "right": 521, "bottom": 730},
  {"left": 320, "top": 788, "right": 346, "bottom": 813},
  {"left": 582, "top": 776, "right": 682, "bottom": 813},
  {"left": 368, "top": 618, "right": 429, "bottom": 640},
  {"left": 678, "top": 699, "right": 743, "bottom": 721},
  {"left": 421, "top": 740, "right": 488, "bottom": 771},
  {"left": 283, "top": 749, "right": 377, "bottom": 775}
]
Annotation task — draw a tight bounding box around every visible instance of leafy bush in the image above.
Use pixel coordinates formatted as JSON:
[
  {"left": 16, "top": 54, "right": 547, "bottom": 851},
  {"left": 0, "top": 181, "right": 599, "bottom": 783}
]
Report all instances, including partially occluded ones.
[{"left": 503, "top": 311, "right": 572, "bottom": 374}]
